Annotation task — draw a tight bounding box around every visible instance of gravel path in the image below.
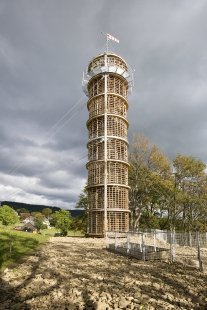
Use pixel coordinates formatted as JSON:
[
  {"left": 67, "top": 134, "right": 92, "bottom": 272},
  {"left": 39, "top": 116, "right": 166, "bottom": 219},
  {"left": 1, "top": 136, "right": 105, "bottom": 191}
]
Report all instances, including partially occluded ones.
[{"left": 0, "top": 237, "right": 207, "bottom": 310}]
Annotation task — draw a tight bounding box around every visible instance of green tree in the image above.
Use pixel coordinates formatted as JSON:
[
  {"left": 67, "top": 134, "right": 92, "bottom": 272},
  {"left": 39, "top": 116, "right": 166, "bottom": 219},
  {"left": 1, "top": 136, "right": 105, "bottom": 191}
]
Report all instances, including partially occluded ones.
[
  {"left": 31, "top": 212, "right": 42, "bottom": 217},
  {"left": 139, "top": 210, "right": 160, "bottom": 230},
  {"left": 42, "top": 208, "right": 52, "bottom": 219},
  {"left": 16, "top": 208, "right": 29, "bottom": 214},
  {"left": 75, "top": 187, "right": 88, "bottom": 210},
  {"left": 74, "top": 186, "right": 88, "bottom": 234},
  {"left": 53, "top": 209, "right": 72, "bottom": 236},
  {"left": 34, "top": 215, "right": 47, "bottom": 232},
  {"left": 48, "top": 214, "right": 56, "bottom": 227},
  {"left": 20, "top": 214, "right": 28, "bottom": 221},
  {"left": 71, "top": 214, "right": 87, "bottom": 234},
  {"left": 0, "top": 205, "right": 19, "bottom": 226},
  {"left": 171, "top": 154, "right": 207, "bottom": 232}
]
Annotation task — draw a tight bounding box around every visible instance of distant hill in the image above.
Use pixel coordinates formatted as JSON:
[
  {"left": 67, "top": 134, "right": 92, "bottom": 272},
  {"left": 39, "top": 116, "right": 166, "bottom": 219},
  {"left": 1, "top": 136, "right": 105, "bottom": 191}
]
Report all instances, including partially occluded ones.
[
  {"left": 0, "top": 201, "right": 84, "bottom": 218},
  {"left": 67, "top": 209, "right": 84, "bottom": 217}
]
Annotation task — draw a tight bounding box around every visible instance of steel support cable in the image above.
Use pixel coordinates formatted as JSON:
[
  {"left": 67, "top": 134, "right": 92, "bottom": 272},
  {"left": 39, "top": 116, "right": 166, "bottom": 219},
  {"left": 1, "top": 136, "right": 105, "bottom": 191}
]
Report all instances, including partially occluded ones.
[
  {"left": 6, "top": 73, "right": 103, "bottom": 178},
  {"left": 1, "top": 151, "right": 88, "bottom": 201},
  {"left": 2, "top": 77, "right": 106, "bottom": 203},
  {"left": 6, "top": 94, "right": 86, "bottom": 177},
  {"left": 42, "top": 102, "right": 87, "bottom": 143},
  {"left": 107, "top": 41, "right": 116, "bottom": 54}
]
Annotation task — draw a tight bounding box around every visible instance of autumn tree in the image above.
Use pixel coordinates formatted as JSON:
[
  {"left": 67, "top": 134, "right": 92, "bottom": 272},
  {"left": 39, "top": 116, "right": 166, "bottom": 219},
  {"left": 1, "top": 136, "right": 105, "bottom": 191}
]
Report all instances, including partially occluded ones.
[{"left": 129, "top": 133, "right": 171, "bottom": 230}]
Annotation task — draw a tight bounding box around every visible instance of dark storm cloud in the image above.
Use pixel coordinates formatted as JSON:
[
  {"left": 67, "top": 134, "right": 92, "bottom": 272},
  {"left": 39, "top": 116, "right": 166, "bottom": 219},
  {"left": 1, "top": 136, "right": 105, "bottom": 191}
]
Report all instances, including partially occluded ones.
[{"left": 1, "top": 0, "right": 207, "bottom": 208}]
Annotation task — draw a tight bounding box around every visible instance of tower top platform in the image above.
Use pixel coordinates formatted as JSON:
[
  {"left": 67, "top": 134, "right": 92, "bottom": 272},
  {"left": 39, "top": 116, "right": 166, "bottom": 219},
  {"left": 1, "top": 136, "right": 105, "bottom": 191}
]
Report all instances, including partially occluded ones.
[{"left": 82, "top": 52, "right": 134, "bottom": 97}]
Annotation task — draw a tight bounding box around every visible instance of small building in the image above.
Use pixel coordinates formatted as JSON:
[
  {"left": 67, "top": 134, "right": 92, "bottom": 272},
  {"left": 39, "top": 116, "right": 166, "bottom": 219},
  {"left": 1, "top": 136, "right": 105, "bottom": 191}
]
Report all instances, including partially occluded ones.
[
  {"left": 20, "top": 222, "right": 37, "bottom": 233},
  {"left": 22, "top": 215, "right": 50, "bottom": 228},
  {"left": 22, "top": 216, "right": 34, "bottom": 223}
]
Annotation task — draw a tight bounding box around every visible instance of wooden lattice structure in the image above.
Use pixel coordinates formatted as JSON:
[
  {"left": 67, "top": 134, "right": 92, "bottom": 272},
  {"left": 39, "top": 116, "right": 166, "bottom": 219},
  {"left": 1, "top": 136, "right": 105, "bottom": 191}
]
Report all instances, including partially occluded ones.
[{"left": 82, "top": 51, "right": 134, "bottom": 237}]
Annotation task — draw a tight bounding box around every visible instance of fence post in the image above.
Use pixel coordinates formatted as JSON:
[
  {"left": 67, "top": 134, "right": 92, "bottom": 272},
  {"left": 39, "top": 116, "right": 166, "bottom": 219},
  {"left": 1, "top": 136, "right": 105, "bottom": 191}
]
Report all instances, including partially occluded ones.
[
  {"left": 170, "top": 232, "right": 173, "bottom": 263},
  {"left": 173, "top": 232, "right": 176, "bottom": 260},
  {"left": 154, "top": 230, "right": 157, "bottom": 252},
  {"left": 115, "top": 231, "right": 117, "bottom": 251},
  {"left": 127, "top": 231, "right": 130, "bottom": 256},
  {"left": 197, "top": 232, "right": 203, "bottom": 272},
  {"left": 139, "top": 233, "right": 142, "bottom": 252},
  {"left": 142, "top": 233, "right": 145, "bottom": 261},
  {"left": 106, "top": 231, "right": 109, "bottom": 249},
  {"left": 170, "top": 232, "right": 175, "bottom": 263}
]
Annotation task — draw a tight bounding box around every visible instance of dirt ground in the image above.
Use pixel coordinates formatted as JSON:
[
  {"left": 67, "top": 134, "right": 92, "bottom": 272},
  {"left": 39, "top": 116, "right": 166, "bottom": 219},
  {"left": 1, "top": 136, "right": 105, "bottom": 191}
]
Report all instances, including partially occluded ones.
[{"left": 0, "top": 237, "right": 207, "bottom": 310}]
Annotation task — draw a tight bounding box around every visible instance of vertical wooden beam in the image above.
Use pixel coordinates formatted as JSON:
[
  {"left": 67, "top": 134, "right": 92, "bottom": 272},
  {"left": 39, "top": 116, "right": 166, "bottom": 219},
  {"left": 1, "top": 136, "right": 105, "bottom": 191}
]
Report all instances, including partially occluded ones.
[{"left": 104, "top": 53, "right": 108, "bottom": 236}]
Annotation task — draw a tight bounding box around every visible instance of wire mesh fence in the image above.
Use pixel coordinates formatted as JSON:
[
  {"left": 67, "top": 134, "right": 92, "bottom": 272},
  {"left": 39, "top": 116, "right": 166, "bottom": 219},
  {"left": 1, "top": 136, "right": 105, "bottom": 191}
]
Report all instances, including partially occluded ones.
[{"left": 106, "top": 230, "right": 207, "bottom": 271}]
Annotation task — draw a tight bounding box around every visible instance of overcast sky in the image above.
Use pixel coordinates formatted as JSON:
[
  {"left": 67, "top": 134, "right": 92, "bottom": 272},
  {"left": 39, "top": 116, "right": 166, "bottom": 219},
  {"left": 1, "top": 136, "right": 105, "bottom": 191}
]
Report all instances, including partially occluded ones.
[{"left": 1, "top": 0, "right": 207, "bottom": 209}]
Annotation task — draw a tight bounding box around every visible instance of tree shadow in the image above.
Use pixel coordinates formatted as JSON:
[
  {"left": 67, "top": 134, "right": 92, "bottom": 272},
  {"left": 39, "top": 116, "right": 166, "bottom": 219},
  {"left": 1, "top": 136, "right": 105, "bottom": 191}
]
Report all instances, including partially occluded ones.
[
  {"left": 0, "top": 237, "right": 207, "bottom": 309},
  {"left": 0, "top": 231, "right": 42, "bottom": 270}
]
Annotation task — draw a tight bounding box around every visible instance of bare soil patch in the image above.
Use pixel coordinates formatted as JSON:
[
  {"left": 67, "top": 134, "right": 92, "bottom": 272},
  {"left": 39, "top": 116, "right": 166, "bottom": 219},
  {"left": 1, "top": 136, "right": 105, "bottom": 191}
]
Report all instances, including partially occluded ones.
[{"left": 0, "top": 237, "right": 207, "bottom": 310}]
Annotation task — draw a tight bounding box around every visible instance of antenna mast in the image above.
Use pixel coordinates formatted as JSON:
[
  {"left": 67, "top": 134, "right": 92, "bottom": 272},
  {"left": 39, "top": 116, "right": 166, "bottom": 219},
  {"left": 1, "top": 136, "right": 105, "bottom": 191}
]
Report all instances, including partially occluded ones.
[{"left": 101, "top": 32, "right": 109, "bottom": 53}]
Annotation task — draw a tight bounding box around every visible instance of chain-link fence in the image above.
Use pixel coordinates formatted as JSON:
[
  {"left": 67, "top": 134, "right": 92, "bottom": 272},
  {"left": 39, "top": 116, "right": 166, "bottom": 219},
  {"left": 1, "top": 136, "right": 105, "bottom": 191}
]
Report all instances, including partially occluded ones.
[{"left": 106, "top": 230, "right": 207, "bottom": 271}]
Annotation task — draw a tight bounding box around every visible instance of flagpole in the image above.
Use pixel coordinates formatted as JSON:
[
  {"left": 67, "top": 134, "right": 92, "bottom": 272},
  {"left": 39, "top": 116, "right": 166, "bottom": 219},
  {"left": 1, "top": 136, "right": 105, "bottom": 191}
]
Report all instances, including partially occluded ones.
[
  {"left": 101, "top": 32, "right": 119, "bottom": 53},
  {"left": 101, "top": 32, "right": 108, "bottom": 53},
  {"left": 106, "top": 36, "right": 109, "bottom": 54}
]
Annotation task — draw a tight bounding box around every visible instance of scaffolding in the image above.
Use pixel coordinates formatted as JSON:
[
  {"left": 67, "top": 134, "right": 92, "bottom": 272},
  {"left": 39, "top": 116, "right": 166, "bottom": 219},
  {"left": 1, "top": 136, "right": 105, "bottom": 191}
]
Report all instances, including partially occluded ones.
[{"left": 83, "top": 52, "right": 134, "bottom": 237}]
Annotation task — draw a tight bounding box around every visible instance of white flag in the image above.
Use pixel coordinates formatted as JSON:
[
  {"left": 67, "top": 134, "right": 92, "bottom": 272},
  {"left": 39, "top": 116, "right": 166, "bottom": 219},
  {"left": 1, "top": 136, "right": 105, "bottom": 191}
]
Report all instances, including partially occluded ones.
[{"left": 107, "top": 33, "right": 119, "bottom": 43}]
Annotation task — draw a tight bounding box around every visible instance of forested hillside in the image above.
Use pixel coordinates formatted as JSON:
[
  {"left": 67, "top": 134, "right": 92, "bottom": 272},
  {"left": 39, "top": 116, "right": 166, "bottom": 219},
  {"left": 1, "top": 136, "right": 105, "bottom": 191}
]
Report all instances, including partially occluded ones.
[{"left": 0, "top": 201, "right": 84, "bottom": 218}]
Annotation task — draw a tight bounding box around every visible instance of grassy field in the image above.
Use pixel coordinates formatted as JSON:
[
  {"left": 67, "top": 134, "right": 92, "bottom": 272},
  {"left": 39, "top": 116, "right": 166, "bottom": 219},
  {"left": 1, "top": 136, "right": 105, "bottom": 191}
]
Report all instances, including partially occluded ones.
[
  {"left": 0, "top": 228, "right": 49, "bottom": 270},
  {"left": 43, "top": 227, "right": 84, "bottom": 237},
  {"left": 0, "top": 223, "right": 23, "bottom": 230},
  {"left": 0, "top": 226, "right": 84, "bottom": 270}
]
